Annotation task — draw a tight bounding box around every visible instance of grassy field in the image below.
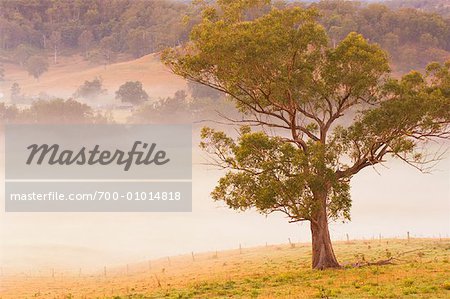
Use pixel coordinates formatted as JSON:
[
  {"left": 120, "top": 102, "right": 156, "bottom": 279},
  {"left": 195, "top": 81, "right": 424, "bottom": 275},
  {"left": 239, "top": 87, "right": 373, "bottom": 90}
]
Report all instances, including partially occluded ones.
[
  {"left": 0, "top": 53, "right": 186, "bottom": 100},
  {"left": 0, "top": 238, "right": 449, "bottom": 298}
]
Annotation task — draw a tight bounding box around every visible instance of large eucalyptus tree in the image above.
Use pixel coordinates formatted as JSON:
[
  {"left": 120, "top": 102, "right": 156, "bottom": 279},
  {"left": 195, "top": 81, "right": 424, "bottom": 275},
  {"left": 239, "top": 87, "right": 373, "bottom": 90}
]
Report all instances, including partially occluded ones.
[{"left": 163, "top": 1, "right": 450, "bottom": 269}]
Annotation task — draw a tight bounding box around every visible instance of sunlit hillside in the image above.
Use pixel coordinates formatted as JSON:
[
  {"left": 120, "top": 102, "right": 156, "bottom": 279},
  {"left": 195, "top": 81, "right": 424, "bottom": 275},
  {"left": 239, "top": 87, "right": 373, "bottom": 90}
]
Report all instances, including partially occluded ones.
[{"left": 0, "top": 54, "right": 186, "bottom": 101}]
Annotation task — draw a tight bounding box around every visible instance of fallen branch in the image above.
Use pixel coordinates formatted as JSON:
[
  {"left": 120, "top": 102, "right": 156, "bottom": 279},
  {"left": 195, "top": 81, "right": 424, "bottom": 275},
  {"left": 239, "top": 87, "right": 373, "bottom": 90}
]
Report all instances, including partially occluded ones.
[
  {"left": 345, "top": 247, "right": 426, "bottom": 268},
  {"left": 350, "top": 257, "right": 395, "bottom": 268}
]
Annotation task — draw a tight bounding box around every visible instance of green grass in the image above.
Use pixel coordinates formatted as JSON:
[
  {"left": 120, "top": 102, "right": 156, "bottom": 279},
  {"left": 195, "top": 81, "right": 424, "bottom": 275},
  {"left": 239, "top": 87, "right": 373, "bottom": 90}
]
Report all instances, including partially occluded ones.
[
  {"left": 106, "top": 239, "right": 450, "bottom": 298},
  {"left": 3, "top": 239, "right": 448, "bottom": 298}
]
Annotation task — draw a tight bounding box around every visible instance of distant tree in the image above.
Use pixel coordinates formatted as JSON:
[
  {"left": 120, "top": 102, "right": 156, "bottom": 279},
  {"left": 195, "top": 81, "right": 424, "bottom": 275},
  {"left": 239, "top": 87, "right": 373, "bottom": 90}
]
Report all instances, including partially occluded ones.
[
  {"left": 98, "top": 36, "right": 117, "bottom": 66},
  {"left": 426, "top": 61, "right": 450, "bottom": 97},
  {"left": 385, "top": 0, "right": 450, "bottom": 18},
  {"left": 25, "top": 55, "right": 49, "bottom": 80},
  {"left": 78, "top": 30, "right": 94, "bottom": 57},
  {"left": 84, "top": 8, "right": 100, "bottom": 25},
  {"left": 187, "top": 81, "right": 231, "bottom": 120},
  {"left": 126, "top": 28, "right": 151, "bottom": 58},
  {"left": 49, "top": 31, "right": 62, "bottom": 64},
  {"left": 2, "top": 99, "right": 109, "bottom": 124},
  {"left": 0, "top": 102, "right": 19, "bottom": 124},
  {"left": 419, "top": 33, "right": 439, "bottom": 49},
  {"left": 188, "top": 81, "right": 222, "bottom": 100},
  {"left": 0, "top": 65, "right": 4, "bottom": 81},
  {"left": 74, "top": 77, "right": 107, "bottom": 100},
  {"left": 115, "top": 81, "right": 149, "bottom": 105},
  {"left": 13, "top": 44, "right": 33, "bottom": 66},
  {"left": 10, "top": 83, "right": 22, "bottom": 103},
  {"left": 397, "top": 46, "right": 418, "bottom": 71},
  {"left": 26, "top": 99, "right": 107, "bottom": 124},
  {"left": 130, "top": 90, "right": 190, "bottom": 123},
  {"left": 382, "top": 32, "right": 400, "bottom": 54},
  {"left": 88, "top": 48, "right": 117, "bottom": 68},
  {"left": 157, "top": 90, "right": 188, "bottom": 114}
]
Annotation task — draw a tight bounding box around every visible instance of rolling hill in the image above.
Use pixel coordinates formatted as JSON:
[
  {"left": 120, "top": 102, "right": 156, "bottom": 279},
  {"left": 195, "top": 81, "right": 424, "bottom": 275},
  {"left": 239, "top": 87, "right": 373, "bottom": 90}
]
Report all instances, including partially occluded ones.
[{"left": 0, "top": 54, "right": 186, "bottom": 102}]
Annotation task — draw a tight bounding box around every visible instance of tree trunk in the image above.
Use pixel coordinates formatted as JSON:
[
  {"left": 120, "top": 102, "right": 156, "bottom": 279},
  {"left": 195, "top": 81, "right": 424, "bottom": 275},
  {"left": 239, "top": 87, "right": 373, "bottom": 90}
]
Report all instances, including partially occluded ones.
[{"left": 310, "top": 193, "right": 340, "bottom": 270}]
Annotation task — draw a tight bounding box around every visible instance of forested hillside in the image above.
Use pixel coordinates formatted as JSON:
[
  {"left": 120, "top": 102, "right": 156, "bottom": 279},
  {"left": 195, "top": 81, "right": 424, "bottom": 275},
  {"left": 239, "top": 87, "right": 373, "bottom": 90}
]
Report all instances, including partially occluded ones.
[
  {"left": 0, "top": 0, "right": 194, "bottom": 63},
  {"left": 0, "top": 0, "right": 448, "bottom": 73},
  {"left": 310, "top": 1, "right": 449, "bottom": 71},
  {"left": 385, "top": 0, "right": 450, "bottom": 18}
]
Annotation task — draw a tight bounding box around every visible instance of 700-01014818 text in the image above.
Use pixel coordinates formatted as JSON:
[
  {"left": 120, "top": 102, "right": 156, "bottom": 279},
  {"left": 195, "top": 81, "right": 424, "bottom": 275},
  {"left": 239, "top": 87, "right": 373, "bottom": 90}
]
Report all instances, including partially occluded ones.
[{"left": 9, "top": 191, "right": 183, "bottom": 201}]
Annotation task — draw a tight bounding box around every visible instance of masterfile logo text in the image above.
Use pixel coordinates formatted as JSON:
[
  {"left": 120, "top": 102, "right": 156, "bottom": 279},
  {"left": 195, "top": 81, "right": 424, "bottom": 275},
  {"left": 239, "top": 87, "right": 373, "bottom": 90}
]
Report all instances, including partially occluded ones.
[{"left": 5, "top": 124, "right": 192, "bottom": 212}]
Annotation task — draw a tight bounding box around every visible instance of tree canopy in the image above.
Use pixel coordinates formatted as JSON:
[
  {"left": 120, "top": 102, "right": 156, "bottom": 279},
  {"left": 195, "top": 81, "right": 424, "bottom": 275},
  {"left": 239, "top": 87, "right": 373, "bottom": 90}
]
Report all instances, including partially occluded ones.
[
  {"left": 73, "top": 77, "right": 106, "bottom": 100},
  {"left": 0, "top": 99, "right": 109, "bottom": 124},
  {"left": 24, "top": 55, "right": 48, "bottom": 79},
  {"left": 115, "top": 81, "right": 149, "bottom": 105}
]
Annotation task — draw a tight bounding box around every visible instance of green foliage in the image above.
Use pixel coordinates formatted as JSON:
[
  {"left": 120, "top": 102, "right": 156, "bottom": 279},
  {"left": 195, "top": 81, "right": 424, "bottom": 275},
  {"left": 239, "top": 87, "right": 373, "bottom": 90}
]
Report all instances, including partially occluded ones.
[
  {"left": 0, "top": 65, "right": 4, "bottom": 81},
  {"left": 0, "top": 99, "right": 109, "bottom": 124},
  {"left": 12, "top": 44, "right": 37, "bottom": 66},
  {"left": 27, "top": 99, "right": 107, "bottom": 124},
  {"left": 0, "top": 0, "right": 192, "bottom": 59},
  {"left": 312, "top": 1, "right": 450, "bottom": 71},
  {"left": 215, "top": 0, "right": 271, "bottom": 22},
  {"left": 335, "top": 65, "right": 450, "bottom": 175},
  {"left": 10, "top": 82, "right": 22, "bottom": 103},
  {"left": 0, "top": 0, "right": 448, "bottom": 71},
  {"left": 188, "top": 81, "right": 222, "bottom": 100},
  {"left": 0, "top": 102, "right": 20, "bottom": 123},
  {"left": 385, "top": 0, "right": 450, "bottom": 18},
  {"left": 25, "top": 55, "right": 48, "bottom": 79},
  {"left": 130, "top": 90, "right": 191, "bottom": 124},
  {"left": 426, "top": 61, "right": 450, "bottom": 97},
  {"left": 78, "top": 30, "right": 94, "bottom": 56},
  {"left": 201, "top": 127, "right": 351, "bottom": 221},
  {"left": 115, "top": 81, "right": 149, "bottom": 105},
  {"left": 129, "top": 89, "right": 237, "bottom": 124},
  {"left": 28, "top": 99, "right": 93, "bottom": 123},
  {"left": 74, "top": 77, "right": 106, "bottom": 100},
  {"left": 164, "top": 3, "right": 449, "bottom": 226}
]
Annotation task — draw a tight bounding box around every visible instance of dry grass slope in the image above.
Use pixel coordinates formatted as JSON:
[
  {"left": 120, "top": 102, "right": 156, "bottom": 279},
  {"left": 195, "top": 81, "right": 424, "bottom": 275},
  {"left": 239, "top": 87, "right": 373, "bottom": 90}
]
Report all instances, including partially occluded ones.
[
  {"left": 1, "top": 238, "right": 449, "bottom": 298},
  {"left": 0, "top": 54, "right": 186, "bottom": 100}
]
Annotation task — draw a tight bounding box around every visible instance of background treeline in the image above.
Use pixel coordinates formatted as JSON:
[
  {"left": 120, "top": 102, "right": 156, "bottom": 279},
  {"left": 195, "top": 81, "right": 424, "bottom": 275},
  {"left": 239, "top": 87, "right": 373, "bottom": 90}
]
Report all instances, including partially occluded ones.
[
  {"left": 0, "top": 0, "right": 195, "bottom": 64},
  {"left": 0, "top": 99, "right": 110, "bottom": 124},
  {"left": 384, "top": 0, "right": 450, "bottom": 18},
  {"left": 310, "top": 1, "right": 450, "bottom": 71},
  {"left": 0, "top": 0, "right": 448, "bottom": 71}
]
